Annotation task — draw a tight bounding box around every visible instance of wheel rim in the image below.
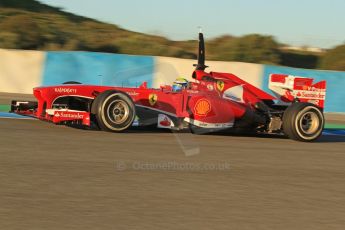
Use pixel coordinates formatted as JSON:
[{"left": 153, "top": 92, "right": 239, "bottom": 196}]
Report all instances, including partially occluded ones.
[
  {"left": 299, "top": 111, "right": 320, "bottom": 135},
  {"left": 107, "top": 100, "right": 130, "bottom": 124}
]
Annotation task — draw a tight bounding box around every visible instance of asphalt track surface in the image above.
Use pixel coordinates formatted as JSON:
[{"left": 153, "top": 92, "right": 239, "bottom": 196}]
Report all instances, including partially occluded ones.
[{"left": 1, "top": 115, "right": 345, "bottom": 230}]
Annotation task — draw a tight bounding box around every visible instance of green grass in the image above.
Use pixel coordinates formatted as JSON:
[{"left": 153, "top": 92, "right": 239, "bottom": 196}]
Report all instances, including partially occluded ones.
[
  {"left": 324, "top": 123, "right": 345, "bottom": 130},
  {"left": 0, "top": 105, "right": 10, "bottom": 112}
]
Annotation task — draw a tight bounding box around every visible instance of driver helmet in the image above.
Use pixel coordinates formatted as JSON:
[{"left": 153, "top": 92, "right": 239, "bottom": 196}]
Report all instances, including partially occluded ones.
[{"left": 172, "top": 78, "right": 189, "bottom": 92}]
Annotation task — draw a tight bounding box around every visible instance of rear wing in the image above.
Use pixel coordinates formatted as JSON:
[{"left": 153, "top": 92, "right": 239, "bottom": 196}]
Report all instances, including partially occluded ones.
[{"left": 269, "top": 74, "right": 326, "bottom": 108}]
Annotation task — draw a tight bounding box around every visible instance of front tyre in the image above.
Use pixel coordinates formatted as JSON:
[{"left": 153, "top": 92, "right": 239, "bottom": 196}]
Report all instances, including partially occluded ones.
[
  {"left": 91, "top": 90, "right": 136, "bottom": 132},
  {"left": 283, "top": 103, "right": 324, "bottom": 142}
]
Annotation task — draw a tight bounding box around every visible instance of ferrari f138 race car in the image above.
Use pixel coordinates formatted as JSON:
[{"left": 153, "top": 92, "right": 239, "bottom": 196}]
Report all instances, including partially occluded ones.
[{"left": 11, "top": 33, "right": 327, "bottom": 142}]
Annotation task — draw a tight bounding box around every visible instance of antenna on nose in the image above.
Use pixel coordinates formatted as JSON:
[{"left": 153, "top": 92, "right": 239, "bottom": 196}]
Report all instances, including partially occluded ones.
[{"left": 194, "top": 27, "right": 208, "bottom": 71}]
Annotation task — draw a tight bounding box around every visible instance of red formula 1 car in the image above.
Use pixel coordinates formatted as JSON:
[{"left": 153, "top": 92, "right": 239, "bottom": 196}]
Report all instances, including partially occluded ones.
[{"left": 11, "top": 33, "right": 327, "bottom": 141}]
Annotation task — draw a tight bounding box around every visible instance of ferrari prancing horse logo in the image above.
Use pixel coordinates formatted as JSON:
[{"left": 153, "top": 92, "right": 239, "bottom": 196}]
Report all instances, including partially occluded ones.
[
  {"left": 216, "top": 80, "right": 225, "bottom": 92},
  {"left": 149, "top": 93, "right": 158, "bottom": 106}
]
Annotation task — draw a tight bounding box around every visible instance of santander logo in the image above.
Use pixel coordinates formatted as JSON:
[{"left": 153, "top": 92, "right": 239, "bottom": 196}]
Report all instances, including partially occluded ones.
[{"left": 55, "top": 112, "right": 84, "bottom": 119}]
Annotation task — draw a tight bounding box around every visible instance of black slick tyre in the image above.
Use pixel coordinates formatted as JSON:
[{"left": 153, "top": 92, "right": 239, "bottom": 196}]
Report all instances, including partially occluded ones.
[
  {"left": 283, "top": 103, "right": 324, "bottom": 142},
  {"left": 91, "top": 90, "right": 136, "bottom": 132}
]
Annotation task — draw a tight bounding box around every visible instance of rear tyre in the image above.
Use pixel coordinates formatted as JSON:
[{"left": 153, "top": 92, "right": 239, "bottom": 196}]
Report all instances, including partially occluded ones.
[
  {"left": 283, "top": 103, "right": 324, "bottom": 142},
  {"left": 91, "top": 90, "right": 136, "bottom": 132}
]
